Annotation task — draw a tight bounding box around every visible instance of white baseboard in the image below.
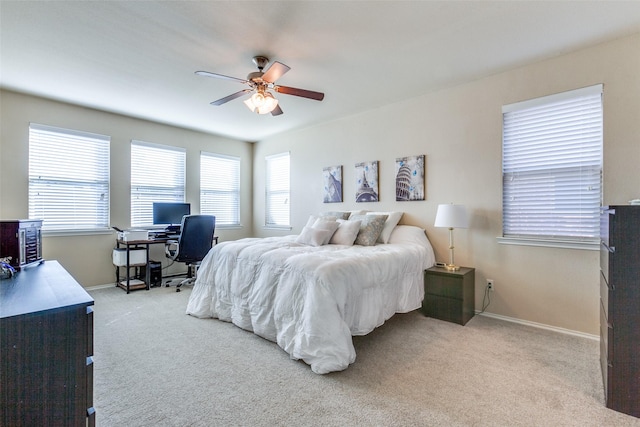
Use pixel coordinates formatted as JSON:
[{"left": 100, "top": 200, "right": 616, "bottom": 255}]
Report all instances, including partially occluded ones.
[
  {"left": 477, "top": 311, "right": 599, "bottom": 341},
  {"left": 85, "top": 283, "right": 115, "bottom": 291}
]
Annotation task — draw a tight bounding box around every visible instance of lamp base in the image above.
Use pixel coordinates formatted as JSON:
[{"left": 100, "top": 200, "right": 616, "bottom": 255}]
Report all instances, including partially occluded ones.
[{"left": 444, "top": 264, "right": 460, "bottom": 271}]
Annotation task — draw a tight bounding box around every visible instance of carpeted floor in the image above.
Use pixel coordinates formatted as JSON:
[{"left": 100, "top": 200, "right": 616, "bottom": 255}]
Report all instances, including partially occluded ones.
[{"left": 89, "top": 284, "right": 640, "bottom": 427}]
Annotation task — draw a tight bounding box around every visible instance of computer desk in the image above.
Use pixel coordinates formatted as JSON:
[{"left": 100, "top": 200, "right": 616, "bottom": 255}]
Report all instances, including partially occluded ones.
[
  {"left": 114, "top": 237, "right": 173, "bottom": 293},
  {"left": 114, "top": 234, "right": 218, "bottom": 293}
]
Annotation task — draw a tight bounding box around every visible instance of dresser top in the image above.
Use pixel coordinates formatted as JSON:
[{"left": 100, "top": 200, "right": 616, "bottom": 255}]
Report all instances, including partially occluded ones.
[{"left": 0, "top": 260, "right": 93, "bottom": 319}]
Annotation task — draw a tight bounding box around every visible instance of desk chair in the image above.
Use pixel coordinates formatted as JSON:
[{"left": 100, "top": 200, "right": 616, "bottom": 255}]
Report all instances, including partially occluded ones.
[{"left": 165, "top": 215, "right": 216, "bottom": 292}]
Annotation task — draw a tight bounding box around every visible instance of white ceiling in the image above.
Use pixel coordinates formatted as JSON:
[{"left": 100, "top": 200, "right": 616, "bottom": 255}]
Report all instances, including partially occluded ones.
[{"left": 2, "top": 1, "right": 640, "bottom": 142}]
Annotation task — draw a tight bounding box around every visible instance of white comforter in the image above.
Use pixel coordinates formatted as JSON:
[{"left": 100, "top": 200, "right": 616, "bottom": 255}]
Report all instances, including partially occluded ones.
[{"left": 186, "top": 233, "right": 435, "bottom": 374}]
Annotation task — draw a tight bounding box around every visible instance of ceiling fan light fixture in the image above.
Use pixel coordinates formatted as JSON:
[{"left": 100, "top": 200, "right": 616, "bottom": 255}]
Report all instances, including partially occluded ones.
[
  {"left": 251, "top": 91, "right": 266, "bottom": 107},
  {"left": 243, "top": 97, "right": 256, "bottom": 112},
  {"left": 244, "top": 91, "right": 278, "bottom": 114},
  {"left": 198, "top": 56, "right": 324, "bottom": 116}
]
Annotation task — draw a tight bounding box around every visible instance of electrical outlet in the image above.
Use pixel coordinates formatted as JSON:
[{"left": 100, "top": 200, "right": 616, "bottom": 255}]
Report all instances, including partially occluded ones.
[{"left": 487, "top": 279, "right": 494, "bottom": 291}]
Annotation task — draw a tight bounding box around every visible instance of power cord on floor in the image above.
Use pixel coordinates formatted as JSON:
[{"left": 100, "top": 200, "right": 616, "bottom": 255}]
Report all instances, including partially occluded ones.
[{"left": 477, "top": 283, "right": 492, "bottom": 315}]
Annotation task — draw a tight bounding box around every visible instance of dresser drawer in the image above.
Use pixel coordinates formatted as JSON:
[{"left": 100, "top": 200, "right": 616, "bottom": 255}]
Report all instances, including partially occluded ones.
[
  {"left": 425, "top": 273, "right": 463, "bottom": 299},
  {"left": 600, "top": 243, "right": 610, "bottom": 283},
  {"left": 600, "top": 208, "right": 611, "bottom": 247},
  {"left": 424, "top": 294, "right": 463, "bottom": 324},
  {"left": 600, "top": 301, "right": 613, "bottom": 363},
  {"left": 600, "top": 337, "right": 609, "bottom": 400},
  {"left": 600, "top": 271, "right": 610, "bottom": 318},
  {"left": 87, "top": 306, "right": 94, "bottom": 356},
  {"left": 86, "top": 356, "right": 94, "bottom": 408}
]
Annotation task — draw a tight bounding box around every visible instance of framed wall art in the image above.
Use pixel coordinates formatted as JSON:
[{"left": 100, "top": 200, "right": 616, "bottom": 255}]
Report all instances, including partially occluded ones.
[
  {"left": 395, "top": 154, "right": 425, "bottom": 201},
  {"left": 323, "top": 165, "right": 343, "bottom": 203},
  {"left": 355, "top": 160, "right": 379, "bottom": 202}
]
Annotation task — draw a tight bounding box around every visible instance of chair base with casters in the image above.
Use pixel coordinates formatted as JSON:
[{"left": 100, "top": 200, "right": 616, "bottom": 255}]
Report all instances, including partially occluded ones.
[
  {"left": 164, "top": 262, "right": 201, "bottom": 292},
  {"left": 164, "top": 215, "right": 217, "bottom": 293}
]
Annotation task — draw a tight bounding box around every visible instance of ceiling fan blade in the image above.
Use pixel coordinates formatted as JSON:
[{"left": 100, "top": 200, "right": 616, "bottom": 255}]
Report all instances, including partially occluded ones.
[
  {"left": 261, "top": 61, "right": 290, "bottom": 83},
  {"left": 210, "top": 89, "right": 252, "bottom": 106},
  {"left": 195, "top": 70, "right": 248, "bottom": 84},
  {"left": 271, "top": 104, "right": 284, "bottom": 116},
  {"left": 275, "top": 85, "right": 325, "bottom": 101}
]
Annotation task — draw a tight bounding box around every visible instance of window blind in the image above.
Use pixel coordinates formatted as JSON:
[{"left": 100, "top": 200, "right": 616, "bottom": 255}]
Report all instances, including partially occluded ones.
[
  {"left": 131, "top": 141, "right": 186, "bottom": 227},
  {"left": 28, "top": 123, "right": 110, "bottom": 232},
  {"left": 502, "top": 84, "right": 603, "bottom": 242},
  {"left": 200, "top": 152, "right": 240, "bottom": 226},
  {"left": 265, "top": 152, "right": 290, "bottom": 227}
]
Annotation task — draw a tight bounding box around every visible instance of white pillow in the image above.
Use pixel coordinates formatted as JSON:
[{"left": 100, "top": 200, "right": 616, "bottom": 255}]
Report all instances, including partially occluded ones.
[
  {"left": 304, "top": 215, "right": 318, "bottom": 228},
  {"left": 329, "top": 219, "right": 362, "bottom": 245},
  {"left": 387, "top": 225, "right": 430, "bottom": 247},
  {"left": 295, "top": 226, "right": 333, "bottom": 247},
  {"left": 305, "top": 214, "right": 336, "bottom": 229},
  {"left": 312, "top": 218, "right": 340, "bottom": 245},
  {"left": 366, "top": 211, "right": 403, "bottom": 243}
]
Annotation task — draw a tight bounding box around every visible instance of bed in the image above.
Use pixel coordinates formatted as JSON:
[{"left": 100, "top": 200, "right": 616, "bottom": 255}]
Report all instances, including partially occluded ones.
[{"left": 186, "top": 212, "right": 436, "bottom": 374}]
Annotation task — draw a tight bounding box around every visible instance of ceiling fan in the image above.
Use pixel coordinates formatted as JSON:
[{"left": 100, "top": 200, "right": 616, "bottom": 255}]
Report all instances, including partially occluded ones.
[{"left": 195, "top": 56, "right": 325, "bottom": 116}]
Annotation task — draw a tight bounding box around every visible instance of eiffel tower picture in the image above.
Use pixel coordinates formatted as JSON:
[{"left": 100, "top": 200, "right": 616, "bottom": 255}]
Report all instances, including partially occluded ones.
[{"left": 355, "top": 160, "right": 379, "bottom": 202}]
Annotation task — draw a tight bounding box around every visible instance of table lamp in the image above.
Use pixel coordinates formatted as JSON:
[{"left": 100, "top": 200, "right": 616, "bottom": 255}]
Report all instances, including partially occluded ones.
[{"left": 434, "top": 204, "right": 469, "bottom": 271}]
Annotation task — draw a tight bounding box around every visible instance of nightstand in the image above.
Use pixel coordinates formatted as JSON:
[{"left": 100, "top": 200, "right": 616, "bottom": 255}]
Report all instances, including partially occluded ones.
[{"left": 423, "top": 266, "right": 475, "bottom": 325}]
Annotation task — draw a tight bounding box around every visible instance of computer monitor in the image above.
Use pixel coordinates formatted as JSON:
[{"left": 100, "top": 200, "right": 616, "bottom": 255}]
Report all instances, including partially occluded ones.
[{"left": 152, "top": 202, "right": 191, "bottom": 227}]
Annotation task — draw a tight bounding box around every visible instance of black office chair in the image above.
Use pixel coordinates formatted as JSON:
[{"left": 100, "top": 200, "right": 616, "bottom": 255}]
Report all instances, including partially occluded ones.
[{"left": 165, "top": 215, "right": 216, "bottom": 292}]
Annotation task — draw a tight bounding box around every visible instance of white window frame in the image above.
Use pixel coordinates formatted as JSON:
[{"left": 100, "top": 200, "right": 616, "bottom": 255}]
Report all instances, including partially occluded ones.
[
  {"left": 265, "top": 152, "right": 291, "bottom": 229},
  {"left": 131, "top": 140, "right": 186, "bottom": 227},
  {"left": 28, "top": 123, "right": 110, "bottom": 234},
  {"left": 499, "top": 84, "right": 603, "bottom": 250},
  {"left": 200, "top": 152, "right": 241, "bottom": 228}
]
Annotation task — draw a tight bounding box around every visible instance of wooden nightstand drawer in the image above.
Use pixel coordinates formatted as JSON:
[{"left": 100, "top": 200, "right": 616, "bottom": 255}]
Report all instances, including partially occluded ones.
[
  {"left": 426, "top": 274, "right": 463, "bottom": 299},
  {"left": 423, "top": 266, "right": 475, "bottom": 326},
  {"left": 424, "top": 294, "right": 463, "bottom": 324}
]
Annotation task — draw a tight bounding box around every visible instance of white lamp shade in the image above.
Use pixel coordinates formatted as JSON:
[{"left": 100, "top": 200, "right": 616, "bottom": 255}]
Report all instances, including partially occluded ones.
[{"left": 434, "top": 204, "right": 469, "bottom": 229}]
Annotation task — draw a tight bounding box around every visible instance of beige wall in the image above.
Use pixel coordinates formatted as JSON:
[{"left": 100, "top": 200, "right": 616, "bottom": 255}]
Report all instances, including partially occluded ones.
[
  {"left": 0, "top": 91, "right": 254, "bottom": 287},
  {"left": 254, "top": 33, "right": 640, "bottom": 336}
]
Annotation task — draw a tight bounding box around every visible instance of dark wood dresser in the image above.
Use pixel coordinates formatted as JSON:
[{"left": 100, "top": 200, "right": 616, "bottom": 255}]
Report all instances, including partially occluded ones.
[
  {"left": 600, "top": 205, "right": 640, "bottom": 418},
  {"left": 0, "top": 219, "right": 43, "bottom": 270},
  {"left": 0, "top": 260, "right": 95, "bottom": 426}
]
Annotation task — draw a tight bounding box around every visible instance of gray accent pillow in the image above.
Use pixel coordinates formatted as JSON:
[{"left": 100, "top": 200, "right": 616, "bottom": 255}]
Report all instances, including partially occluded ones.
[
  {"left": 366, "top": 211, "right": 404, "bottom": 243},
  {"left": 321, "top": 211, "right": 351, "bottom": 220},
  {"left": 350, "top": 214, "right": 388, "bottom": 246}
]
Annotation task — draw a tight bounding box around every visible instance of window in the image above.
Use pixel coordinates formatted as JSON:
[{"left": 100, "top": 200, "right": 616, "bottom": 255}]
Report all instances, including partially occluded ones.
[
  {"left": 501, "top": 84, "right": 603, "bottom": 249},
  {"left": 200, "top": 152, "right": 240, "bottom": 227},
  {"left": 131, "top": 141, "right": 186, "bottom": 227},
  {"left": 265, "top": 152, "right": 290, "bottom": 228},
  {"left": 29, "top": 123, "right": 110, "bottom": 233}
]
